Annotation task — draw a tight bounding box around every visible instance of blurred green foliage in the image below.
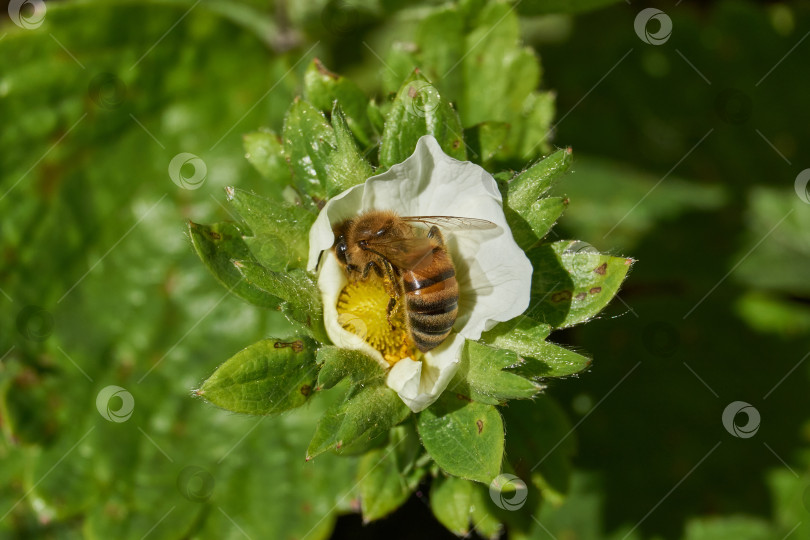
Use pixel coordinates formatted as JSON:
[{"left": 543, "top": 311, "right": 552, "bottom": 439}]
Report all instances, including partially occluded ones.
[{"left": 2, "top": 0, "right": 810, "bottom": 539}]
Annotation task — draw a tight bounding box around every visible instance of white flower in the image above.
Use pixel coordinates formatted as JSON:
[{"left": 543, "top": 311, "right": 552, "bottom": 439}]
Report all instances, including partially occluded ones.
[{"left": 307, "top": 135, "right": 532, "bottom": 412}]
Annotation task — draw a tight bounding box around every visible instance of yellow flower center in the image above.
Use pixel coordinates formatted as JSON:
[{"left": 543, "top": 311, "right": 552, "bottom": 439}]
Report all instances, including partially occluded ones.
[{"left": 336, "top": 274, "right": 421, "bottom": 366}]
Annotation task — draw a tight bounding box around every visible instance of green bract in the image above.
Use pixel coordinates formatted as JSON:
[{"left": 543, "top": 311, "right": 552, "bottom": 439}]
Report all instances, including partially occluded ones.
[{"left": 191, "top": 45, "right": 632, "bottom": 535}]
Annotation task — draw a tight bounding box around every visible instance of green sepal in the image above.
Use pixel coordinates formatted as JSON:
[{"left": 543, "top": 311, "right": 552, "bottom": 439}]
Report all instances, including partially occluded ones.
[
  {"left": 503, "top": 147, "right": 573, "bottom": 249},
  {"left": 197, "top": 338, "right": 319, "bottom": 416},
  {"left": 282, "top": 98, "right": 336, "bottom": 203},
  {"left": 327, "top": 103, "right": 374, "bottom": 195},
  {"left": 417, "top": 393, "right": 504, "bottom": 484}
]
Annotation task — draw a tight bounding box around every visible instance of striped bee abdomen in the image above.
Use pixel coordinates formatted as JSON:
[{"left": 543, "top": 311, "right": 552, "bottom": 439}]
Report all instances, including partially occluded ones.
[{"left": 403, "top": 255, "right": 459, "bottom": 352}]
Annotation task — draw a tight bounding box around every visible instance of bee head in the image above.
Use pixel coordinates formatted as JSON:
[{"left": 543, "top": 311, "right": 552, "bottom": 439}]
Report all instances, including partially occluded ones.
[{"left": 335, "top": 234, "right": 348, "bottom": 264}]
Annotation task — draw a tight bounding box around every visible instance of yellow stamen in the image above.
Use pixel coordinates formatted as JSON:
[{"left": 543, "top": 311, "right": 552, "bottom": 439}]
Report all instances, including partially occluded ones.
[{"left": 336, "top": 274, "right": 421, "bottom": 366}]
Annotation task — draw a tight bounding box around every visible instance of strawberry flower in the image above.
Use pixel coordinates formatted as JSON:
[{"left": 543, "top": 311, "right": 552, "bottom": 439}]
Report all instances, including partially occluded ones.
[{"left": 308, "top": 136, "right": 532, "bottom": 412}]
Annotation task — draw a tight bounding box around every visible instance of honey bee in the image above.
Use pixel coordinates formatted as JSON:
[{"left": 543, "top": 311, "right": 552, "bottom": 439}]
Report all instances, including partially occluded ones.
[{"left": 331, "top": 210, "right": 496, "bottom": 352}]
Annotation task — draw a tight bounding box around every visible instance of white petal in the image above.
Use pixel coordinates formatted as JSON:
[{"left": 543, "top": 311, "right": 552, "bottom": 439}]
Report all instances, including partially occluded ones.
[
  {"left": 360, "top": 136, "right": 532, "bottom": 339},
  {"left": 317, "top": 251, "right": 388, "bottom": 368},
  {"left": 307, "top": 183, "right": 365, "bottom": 272},
  {"left": 386, "top": 333, "right": 464, "bottom": 412}
]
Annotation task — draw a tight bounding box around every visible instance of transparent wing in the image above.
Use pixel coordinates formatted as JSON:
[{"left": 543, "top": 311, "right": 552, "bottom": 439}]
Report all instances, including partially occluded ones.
[
  {"left": 401, "top": 215, "right": 497, "bottom": 231},
  {"left": 364, "top": 236, "right": 437, "bottom": 270}
]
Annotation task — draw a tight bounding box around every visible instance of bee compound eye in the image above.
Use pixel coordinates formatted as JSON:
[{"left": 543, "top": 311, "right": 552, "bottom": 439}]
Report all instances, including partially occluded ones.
[{"left": 336, "top": 237, "right": 348, "bottom": 263}]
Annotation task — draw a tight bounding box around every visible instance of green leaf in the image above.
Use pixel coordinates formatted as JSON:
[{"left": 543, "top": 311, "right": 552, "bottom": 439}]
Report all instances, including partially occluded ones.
[
  {"left": 188, "top": 221, "right": 281, "bottom": 309},
  {"left": 414, "top": 7, "right": 465, "bottom": 104},
  {"left": 482, "top": 319, "right": 591, "bottom": 378},
  {"left": 226, "top": 187, "right": 315, "bottom": 271},
  {"left": 357, "top": 425, "right": 424, "bottom": 522},
  {"left": 450, "top": 340, "right": 542, "bottom": 404},
  {"left": 503, "top": 397, "right": 574, "bottom": 506},
  {"left": 417, "top": 394, "right": 504, "bottom": 484},
  {"left": 304, "top": 58, "right": 373, "bottom": 147},
  {"left": 465, "top": 122, "right": 510, "bottom": 165},
  {"left": 233, "top": 259, "right": 325, "bottom": 340},
  {"left": 526, "top": 241, "right": 633, "bottom": 328},
  {"left": 379, "top": 71, "right": 466, "bottom": 170},
  {"left": 282, "top": 98, "right": 337, "bottom": 203},
  {"left": 198, "top": 338, "right": 318, "bottom": 415},
  {"left": 307, "top": 380, "right": 410, "bottom": 459},
  {"left": 242, "top": 129, "right": 291, "bottom": 191},
  {"left": 316, "top": 346, "right": 385, "bottom": 389},
  {"left": 429, "top": 475, "right": 474, "bottom": 536},
  {"left": 328, "top": 104, "right": 374, "bottom": 194},
  {"left": 506, "top": 147, "right": 573, "bottom": 217},
  {"left": 460, "top": 2, "right": 552, "bottom": 159}
]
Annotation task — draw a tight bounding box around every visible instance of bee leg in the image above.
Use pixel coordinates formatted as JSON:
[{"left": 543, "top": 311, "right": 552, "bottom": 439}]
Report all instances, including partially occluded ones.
[
  {"left": 360, "top": 261, "right": 379, "bottom": 280},
  {"left": 427, "top": 226, "right": 446, "bottom": 245},
  {"left": 386, "top": 297, "right": 397, "bottom": 330},
  {"left": 380, "top": 259, "right": 402, "bottom": 330}
]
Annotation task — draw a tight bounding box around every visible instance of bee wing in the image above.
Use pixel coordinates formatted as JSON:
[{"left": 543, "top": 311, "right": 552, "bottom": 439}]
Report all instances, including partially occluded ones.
[
  {"left": 366, "top": 236, "right": 437, "bottom": 270},
  {"left": 401, "top": 215, "right": 497, "bottom": 230}
]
